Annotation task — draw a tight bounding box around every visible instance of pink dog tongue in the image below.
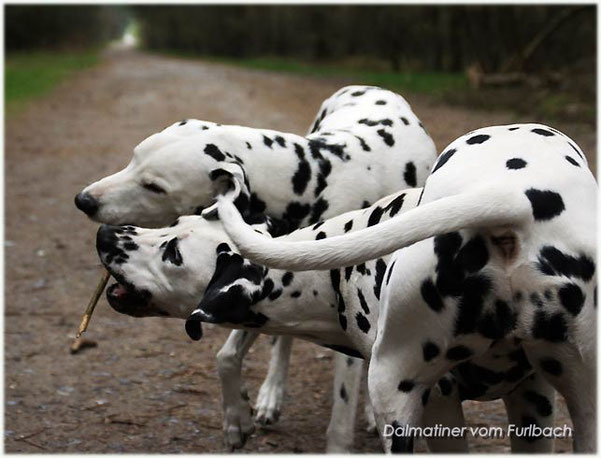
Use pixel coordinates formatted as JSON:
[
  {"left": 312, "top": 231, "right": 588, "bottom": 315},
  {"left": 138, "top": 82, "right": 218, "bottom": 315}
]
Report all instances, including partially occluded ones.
[{"left": 111, "top": 284, "right": 128, "bottom": 298}]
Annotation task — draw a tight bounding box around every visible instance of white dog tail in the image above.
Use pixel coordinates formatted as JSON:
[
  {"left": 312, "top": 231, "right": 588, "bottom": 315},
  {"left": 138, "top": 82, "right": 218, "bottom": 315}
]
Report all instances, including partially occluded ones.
[{"left": 217, "top": 187, "right": 532, "bottom": 271}]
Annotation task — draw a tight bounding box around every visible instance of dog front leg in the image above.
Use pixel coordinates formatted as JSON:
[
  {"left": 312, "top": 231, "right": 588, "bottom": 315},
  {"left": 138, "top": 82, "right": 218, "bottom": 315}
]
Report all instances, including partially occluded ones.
[
  {"left": 255, "top": 335, "right": 293, "bottom": 426},
  {"left": 216, "top": 329, "right": 259, "bottom": 450},
  {"left": 326, "top": 353, "right": 363, "bottom": 453}
]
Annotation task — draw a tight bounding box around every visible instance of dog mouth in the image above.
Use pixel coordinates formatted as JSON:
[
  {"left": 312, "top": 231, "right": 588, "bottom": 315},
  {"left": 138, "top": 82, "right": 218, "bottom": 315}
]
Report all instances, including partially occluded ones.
[{"left": 105, "top": 277, "right": 160, "bottom": 317}]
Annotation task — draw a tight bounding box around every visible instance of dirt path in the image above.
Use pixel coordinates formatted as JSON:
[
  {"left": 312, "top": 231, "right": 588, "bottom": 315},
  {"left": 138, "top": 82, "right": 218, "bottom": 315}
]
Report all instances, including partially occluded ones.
[{"left": 5, "top": 48, "right": 595, "bottom": 453}]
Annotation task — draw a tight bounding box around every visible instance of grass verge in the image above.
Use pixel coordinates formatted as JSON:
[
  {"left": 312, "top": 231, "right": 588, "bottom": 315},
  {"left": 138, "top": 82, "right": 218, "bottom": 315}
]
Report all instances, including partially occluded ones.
[{"left": 5, "top": 50, "right": 99, "bottom": 116}]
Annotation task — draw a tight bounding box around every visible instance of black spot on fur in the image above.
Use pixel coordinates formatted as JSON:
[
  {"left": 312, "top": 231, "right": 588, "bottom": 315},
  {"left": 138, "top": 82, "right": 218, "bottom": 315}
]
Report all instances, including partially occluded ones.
[
  {"left": 351, "top": 90, "right": 365, "bottom": 97},
  {"left": 565, "top": 155, "right": 580, "bottom": 167},
  {"left": 204, "top": 144, "right": 225, "bottom": 161},
  {"left": 268, "top": 289, "right": 282, "bottom": 301},
  {"left": 398, "top": 380, "right": 414, "bottom": 392},
  {"left": 537, "top": 246, "right": 595, "bottom": 281},
  {"left": 532, "top": 311, "right": 568, "bottom": 342},
  {"left": 375, "top": 99, "right": 387, "bottom": 105},
  {"left": 246, "top": 142, "right": 252, "bottom": 149},
  {"left": 367, "top": 206, "right": 384, "bottom": 227},
  {"left": 344, "top": 220, "right": 353, "bottom": 232},
  {"left": 386, "top": 261, "right": 396, "bottom": 285},
  {"left": 400, "top": 117, "right": 409, "bottom": 125},
  {"left": 373, "top": 259, "right": 387, "bottom": 300},
  {"left": 316, "top": 231, "right": 326, "bottom": 240},
  {"left": 438, "top": 377, "right": 453, "bottom": 396},
  {"left": 525, "top": 189, "right": 565, "bottom": 221},
  {"left": 282, "top": 272, "right": 294, "bottom": 286},
  {"left": 377, "top": 129, "right": 395, "bottom": 146},
  {"left": 356, "top": 263, "right": 367, "bottom": 275},
  {"left": 421, "top": 278, "right": 444, "bottom": 312},
  {"left": 423, "top": 341, "right": 440, "bottom": 361},
  {"left": 262, "top": 135, "right": 273, "bottom": 148},
  {"left": 568, "top": 142, "right": 585, "bottom": 160},
  {"left": 454, "top": 275, "right": 493, "bottom": 336},
  {"left": 291, "top": 290, "right": 301, "bottom": 298},
  {"left": 446, "top": 345, "right": 473, "bottom": 361},
  {"left": 357, "top": 288, "right": 370, "bottom": 314},
  {"left": 314, "top": 159, "right": 331, "bottom": 197},
  {"left": 532, "top": 128, "right": 554, "bottom": 137},
  {"left": 356, "top": 313, "right": 371, "bottom": 333},
  {"left": 344, "top": 266, "right": 353, "bottom": 281},
  {"left": 274, "top": 135, "right": 286, "bottom": 147},
  {"left": 312, "top": 221, "right": 324, "bottom": 230},
  {"left": 359, "top": 118, "right": 393, "bottom": 127},
  {"left": 558, "top": 283, "right": 585, "bottom": 315},
  {"left": 432, "top": 148, "right": 456, "bottom": 173},
  {"left": 292, "top": 160, "right": 311, "bottom": 195},
  {"left": 339, "top": 314, "right": 347, "bottom": 331},
  {"left": 354, "top": 135, "right": 371, "bottom": 152},
  {"left": 506, "top": 158, "right": 527, "bottom": 170},
  {"left": 384, "top": 193, "right": 405, "bottom": 217},
  {"left": 339, "top": 383, "right": 348, "bottom": 402},
  {"left": 123, "top": 241, "right": 139, "bottom": 251},
  {"left": 162, "top": 238, "right": 183, "bottom": 265},
  {"left": 466, "top": 134, "right": 490, "bottom": 145},
  {"left": 309, "top": 198, "right": 329, "bottom": 224},
  {"left": 456, "top": 236, "right": 489, "bottom": 273},
  {"left": 477, "top": 300, "right": 516, "bottom": 339},
  {"left": 539, "top": 358, "right": 563, "bottom": 376},
  {"left": 523, "top": 390, "right": 553, "bottom": 417},
  {"left": 257, "top": 279, "right": 275, "bottom": 301},
  {"left": 283, "top": 202, "right": 311, "bottom": 226},
  {"left": 508, "top": 126, "right": 520, "bottom": 131},
  {"left": 403, "top": 162, "right": 417, "bottom": 187},
  {"left": 421, "top": 389, "right": 431, "bottom": 406},
  {"left": 308, "top": 139, "right": 346, "bottom": 162}
]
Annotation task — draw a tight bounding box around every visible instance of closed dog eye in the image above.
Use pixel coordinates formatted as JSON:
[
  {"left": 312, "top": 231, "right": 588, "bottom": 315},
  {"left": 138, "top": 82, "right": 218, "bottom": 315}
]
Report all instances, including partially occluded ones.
[{"left": 142, "top": 182, "right": 167, "bottom": 194}]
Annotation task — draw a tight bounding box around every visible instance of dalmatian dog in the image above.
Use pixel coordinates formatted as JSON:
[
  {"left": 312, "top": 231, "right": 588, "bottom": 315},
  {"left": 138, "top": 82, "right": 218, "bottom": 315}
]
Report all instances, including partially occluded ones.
[
  {"left": 98, "top": 185, "right": 564, "bottom": 453},
  {"left": 75, "top": 85, "right": 437, "bottom": 450},
  {"left": 217, "top": 123, "right": 597, "bottom": 453}
]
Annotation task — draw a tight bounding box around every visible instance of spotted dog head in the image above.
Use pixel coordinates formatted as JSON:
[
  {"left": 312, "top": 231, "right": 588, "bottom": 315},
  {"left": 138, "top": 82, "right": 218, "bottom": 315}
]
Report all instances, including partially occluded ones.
[
  {"left": 75, "top": 120, "right": 250, "bottom": 228},
  {"left": 96, "top": 214, "right": 251, "bottom": 319},
  {"left": 95, "top": 214, "right": 273, "bottom": 334}
]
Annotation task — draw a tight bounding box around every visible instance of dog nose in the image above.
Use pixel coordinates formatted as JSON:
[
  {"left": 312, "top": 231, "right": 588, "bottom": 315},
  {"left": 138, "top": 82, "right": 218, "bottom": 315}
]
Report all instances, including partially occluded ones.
[
  {"left": 96, "top": 224, "right": 119, "bottom": 254},
  {"left": 74, "top": 192, "right": 99, "bottom": 216}
]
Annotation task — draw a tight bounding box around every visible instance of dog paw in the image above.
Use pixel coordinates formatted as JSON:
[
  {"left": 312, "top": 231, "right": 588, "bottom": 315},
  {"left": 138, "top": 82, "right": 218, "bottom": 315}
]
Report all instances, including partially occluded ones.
[
  {"left": 254, "top": 381, "right": 284, "bottom": 426},
  {"left": 223, "top": 399, "right": 255, "bottom": 450}
]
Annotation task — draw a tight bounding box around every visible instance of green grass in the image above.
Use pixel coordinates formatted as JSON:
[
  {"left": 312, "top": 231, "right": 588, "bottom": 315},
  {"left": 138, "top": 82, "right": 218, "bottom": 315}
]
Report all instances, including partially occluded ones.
[
  {"left": 233, "top": 57, "right": 468, "bottom": 95},
  {"left": 5, "top": 50, "right": 99, "bottom": 116}
]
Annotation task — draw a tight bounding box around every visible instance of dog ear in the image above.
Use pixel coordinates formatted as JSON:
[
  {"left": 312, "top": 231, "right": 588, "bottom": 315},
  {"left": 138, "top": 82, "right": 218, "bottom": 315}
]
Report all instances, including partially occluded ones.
[{"left": 201, "top": 162, "right": 251, "bottom": 219}]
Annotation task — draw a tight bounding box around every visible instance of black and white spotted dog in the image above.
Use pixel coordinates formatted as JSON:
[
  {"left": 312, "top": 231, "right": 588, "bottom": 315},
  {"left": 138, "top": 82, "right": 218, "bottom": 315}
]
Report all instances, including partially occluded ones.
[
  {"left": 75, "top": 85, "right": 435, "bottom": 230},
  {"left": 217, "top": 123, "right": 597, "bottom": 453},
  {"left": 98, "top": 184, "right": 569, "bottom": 453},
  {"left": 75, "top": 85, "right": 437, "bottom": 450}
]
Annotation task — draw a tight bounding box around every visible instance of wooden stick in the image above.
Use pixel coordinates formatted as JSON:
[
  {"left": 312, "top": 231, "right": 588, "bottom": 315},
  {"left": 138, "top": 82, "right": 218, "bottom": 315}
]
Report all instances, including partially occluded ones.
[{"left": 76, "top": 269, "right": 111, "bottom": 338}]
